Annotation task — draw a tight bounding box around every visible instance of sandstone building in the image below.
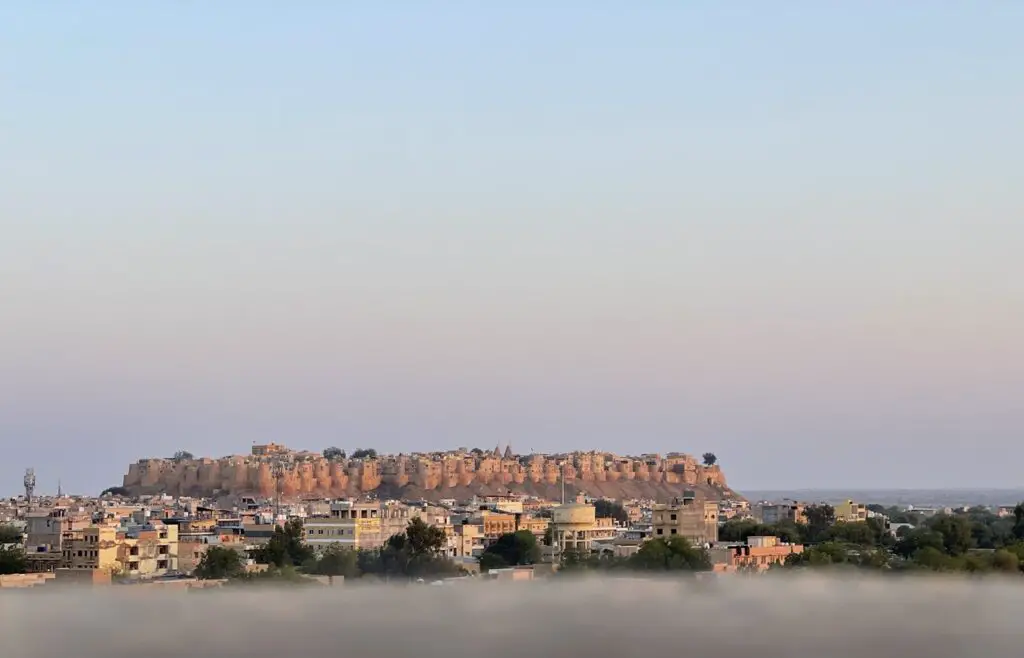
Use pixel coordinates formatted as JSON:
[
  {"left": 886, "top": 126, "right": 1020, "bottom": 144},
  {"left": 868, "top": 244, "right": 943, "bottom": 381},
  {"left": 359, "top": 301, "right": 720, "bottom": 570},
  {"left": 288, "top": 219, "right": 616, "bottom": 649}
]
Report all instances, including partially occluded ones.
[{"left": 122, "top": 445, "right": 734, "bottom": 503}]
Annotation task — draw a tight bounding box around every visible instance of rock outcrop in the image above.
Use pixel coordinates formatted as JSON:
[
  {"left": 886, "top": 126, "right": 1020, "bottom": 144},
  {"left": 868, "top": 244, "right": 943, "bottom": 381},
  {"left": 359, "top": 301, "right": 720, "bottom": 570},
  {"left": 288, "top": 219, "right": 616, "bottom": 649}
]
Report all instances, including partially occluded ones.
[{"left": 122, "top": 446, "right": 736, "bottom": 502}]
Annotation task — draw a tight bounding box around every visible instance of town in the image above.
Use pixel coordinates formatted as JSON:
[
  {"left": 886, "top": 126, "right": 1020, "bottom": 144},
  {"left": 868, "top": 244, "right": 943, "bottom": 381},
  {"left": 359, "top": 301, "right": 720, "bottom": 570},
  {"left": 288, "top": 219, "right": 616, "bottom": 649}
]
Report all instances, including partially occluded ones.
[{"left": 2, "top": 444, "right": 1024, "bottom": 589}]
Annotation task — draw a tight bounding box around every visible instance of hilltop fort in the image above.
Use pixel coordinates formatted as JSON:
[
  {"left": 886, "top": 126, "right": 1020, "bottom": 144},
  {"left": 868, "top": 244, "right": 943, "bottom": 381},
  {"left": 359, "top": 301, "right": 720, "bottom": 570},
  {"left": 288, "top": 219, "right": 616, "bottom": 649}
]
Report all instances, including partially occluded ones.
[{"left": 122, "top": 444, "right": 737, "bottom": 502}]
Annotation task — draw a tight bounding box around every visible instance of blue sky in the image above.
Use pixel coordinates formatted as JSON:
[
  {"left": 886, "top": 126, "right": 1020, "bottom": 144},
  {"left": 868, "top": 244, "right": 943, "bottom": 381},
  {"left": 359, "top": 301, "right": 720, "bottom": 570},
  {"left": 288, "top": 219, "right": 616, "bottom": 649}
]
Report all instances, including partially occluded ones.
[{"left": 1, "top": 2, "right": 1022, "bottom": 494}]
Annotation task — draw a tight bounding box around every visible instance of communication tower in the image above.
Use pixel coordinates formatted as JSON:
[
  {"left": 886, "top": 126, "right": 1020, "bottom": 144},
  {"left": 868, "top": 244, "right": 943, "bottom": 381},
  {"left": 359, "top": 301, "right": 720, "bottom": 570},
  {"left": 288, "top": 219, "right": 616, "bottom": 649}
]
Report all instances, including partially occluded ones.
[{"left": 24, "top": 468, "right": 36, "bottom": 506}]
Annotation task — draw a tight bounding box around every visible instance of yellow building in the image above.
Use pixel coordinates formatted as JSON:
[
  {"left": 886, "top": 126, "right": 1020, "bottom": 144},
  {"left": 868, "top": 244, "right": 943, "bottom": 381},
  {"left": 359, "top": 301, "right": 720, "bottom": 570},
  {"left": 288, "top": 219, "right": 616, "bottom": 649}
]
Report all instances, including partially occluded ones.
[
  {"left": 834, "top": 500, "right": 868, "bottom": 524},
  {"left": 53, "top": 522, "right": 179, "bottom": 578},
  {"left": 62, "top": 526, "right": 120, "bottom": 571},
  {"left": 116, "top": 522, "right": 179, "bottom": 577},
  {"left": 652, "top": 493, "right": 719, "bottom": 545},
  {"left": 481, "top": 511, "right": 518, "bottom": 540}
]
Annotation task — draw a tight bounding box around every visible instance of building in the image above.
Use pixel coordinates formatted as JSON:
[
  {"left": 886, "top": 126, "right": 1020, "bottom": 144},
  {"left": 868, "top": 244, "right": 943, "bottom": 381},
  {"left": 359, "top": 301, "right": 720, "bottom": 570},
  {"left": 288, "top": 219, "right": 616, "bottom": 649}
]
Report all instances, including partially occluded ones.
[
  {"left": 301, "top": 500, "right": 424, "bottom": 551},
  {"left": 451, "top": 522, "right": 485, "bottom": 558},
  {"left": 651, "top": 493, "right": 719, "bottom": 545},
  {"left": 548, "top": 503, "right": 615, "bottom": 558},
  {"left": 834, "top": 500, "right": 868, "bottom": 524},
  {"left": 251, "top": 442, "right": 289, "bottom": 457},
  {"left": 115, "top": 521, "right": 179, "bottom": 577},
  {"left": 710, "top": 535, "right": 803, "bottom": 572},
  {"left": 481, "top": 511, "right": 518, "bottom": 540},
  {"left": 757, "top": 501, "right": 808, "bottom": 525}
]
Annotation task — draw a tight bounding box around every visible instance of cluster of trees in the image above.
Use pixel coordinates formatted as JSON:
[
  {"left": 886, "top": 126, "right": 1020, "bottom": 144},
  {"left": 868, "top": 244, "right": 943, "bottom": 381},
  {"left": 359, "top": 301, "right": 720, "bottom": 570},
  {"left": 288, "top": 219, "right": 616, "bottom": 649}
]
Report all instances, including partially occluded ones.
[
  {"left": 559, "top": 536, "right": 712, "bottom": 574},
  {"left": 720, "top": 503, "right": 1024, "bottom": 575},
  {"left": 195, "top": 516, "right": 461, "bottom": 585},
  {"left": 322, "top": 447, "right": 380, "bottom": 460},
  {"left": 593, "top": 499, "right": 629, "bottom": 524},
  {"left": 479, "top": 530, "right": 541, "bottom": 571},
  {"left": 0, "top": 524, "right": 26, "bottom": 575}
]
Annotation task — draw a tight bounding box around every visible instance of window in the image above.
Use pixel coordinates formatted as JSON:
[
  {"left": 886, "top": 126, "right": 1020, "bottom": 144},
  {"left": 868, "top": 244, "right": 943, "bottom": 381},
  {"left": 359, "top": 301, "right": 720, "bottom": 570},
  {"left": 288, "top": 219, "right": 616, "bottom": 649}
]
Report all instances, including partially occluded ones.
[
  {"left": 670, "top": 514, "right": 677, "bottom": 521},
  {"left": 656, "top": 528, "right": 663, "bottom": 535},
  {"left": 670, "top": 529, "right": 677, "bottom": 535}
]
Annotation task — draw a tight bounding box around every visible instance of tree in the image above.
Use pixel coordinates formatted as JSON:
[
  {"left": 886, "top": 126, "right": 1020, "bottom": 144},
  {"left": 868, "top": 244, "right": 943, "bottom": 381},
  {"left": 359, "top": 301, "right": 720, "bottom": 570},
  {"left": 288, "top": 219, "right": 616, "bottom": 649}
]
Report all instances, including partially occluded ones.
[
  {"left": 252, "top": 519, "right": 313, "bottom": 568},
  {"left": 404, "top": 517, "right": 447, "bottom": 557},
  {"left": 785, "top": 541, "right": 852, "bottom": 567},
  {"left": 992, "top": 549, "right": 1020, "bottom": 573},
  {"left": 0, "top": 545, "right": 27, "bottom": 575},
  {"left": 310, "top": 544, "right": 360, "bottom": 581},
  {"left": 195, "top": 546, "right": 245, "bottom": 579},
  {"left": 629, "top": 536, "right": 711, "bottom": 571},
  {"left": 0, "top": 524, "right": 23, "bottom": 544},
  {"left": 322, "top": 447, "right": 346, "bottom": 460},
  {"left": 893, "top": 527, "right": 944, "bottom": 559},
  {"left": 351, "top": 448, "right": 377, "bottom": 460},
  {"left": 172, "top": 450, "right": 194, "bottom": 461},
  {"left": 481, "top": 531, "right": 540, "bottom": 571},
  {"left": 593, "top": 499, "right": 629, "bottom": 524},
  {"left": 803, "top": 504, "right": 836, "bottom": 543},
  {"left": 359, "top": 518, "right": 460, "bottom": 580},
  {"left": 928, "top": 514, "right": 973, "bottom": 556},
  {"left": 100, "top": 486, "right": 130, "bottom": 498},
  {"left": 826, "top": 522, "right": 878, "bottom": 547},
  {"left": 1012, "top": 503, "right": 1024, "bottom": 540},
  {"left": 702, "top": 453, "right": 718, "bottom": 467}
]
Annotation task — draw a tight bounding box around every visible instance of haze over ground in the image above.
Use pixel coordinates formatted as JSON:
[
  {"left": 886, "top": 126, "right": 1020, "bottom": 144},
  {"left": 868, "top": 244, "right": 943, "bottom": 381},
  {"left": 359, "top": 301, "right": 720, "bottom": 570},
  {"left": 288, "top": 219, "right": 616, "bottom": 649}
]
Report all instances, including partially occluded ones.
[
  {"left": 4, "top": 577, "right": 1023, "bottom": 657},
  {"left": 2, "top": 3, "right": 1022, "bottom": 494}
]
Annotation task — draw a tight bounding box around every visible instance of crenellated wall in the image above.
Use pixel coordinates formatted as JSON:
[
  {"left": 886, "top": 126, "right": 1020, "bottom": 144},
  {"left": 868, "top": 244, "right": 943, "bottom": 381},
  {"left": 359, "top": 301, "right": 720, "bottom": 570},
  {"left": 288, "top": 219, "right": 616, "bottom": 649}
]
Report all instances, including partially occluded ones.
[{"left": 122, "top": 449, "right": 732, "bottom": 501}]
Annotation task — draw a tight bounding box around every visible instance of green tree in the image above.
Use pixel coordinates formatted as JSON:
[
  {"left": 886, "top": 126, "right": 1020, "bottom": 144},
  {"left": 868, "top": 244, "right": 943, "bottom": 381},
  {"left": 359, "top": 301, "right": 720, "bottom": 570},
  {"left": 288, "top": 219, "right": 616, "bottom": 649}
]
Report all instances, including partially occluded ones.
[
  {"left": 826, "top": 522, "right": 878, "bottom": 546},
  {"left": 786, "top": 541, "right": 852, "bottom": 567},
  {"left": 1012, "top": 503, "right": 1024, "bottom": 540},
  {"left": 0, "top": 545, "right": 27, "bottom": 575},
  {"left": 195, "top": 546, "right": 246, "bottom": 579},
  {"left": 702, "top": 452, "right": 718, "bottom": 466},
  {"left": 0, "top": 524, "right": 23, "bottom": 544},
  {"left": 928, "top": 514, "right": 974, "bottom": 556},
  {"left": 481, "top": 530, "right": 540, "bottom": 570},
  {"left": 628, "top": 536, "right": 711, "bottom": 571},
  {"left": 359, "top": 519, "right": 460, "bottom": 580},
  {"left": 913, "top": 546, "right": 957, "bottom": 571},
  {"left": 404, "top": 517, "right": 447, "bottom": 557},
  {"left": 322, "top": 447, "right": 346, "bottom": 460},
  {"left": 991, "top": 549, "right": 1019, "bottom": 573},
  {"left": 479, "top": 552, "right": 509, "bottom": 572},
  {"left": 310, "top": 544, "right": 360, "bottom": 581},
  {"left": 593, "top": 499, "right": 629, "bottom": 524},
  {"left": 802, "top": 504, "right": 836, "bottom": 543},
  {"left": 252, "top": 519, "right": 313, "bottom": 568},
  {"left": 351, "top": 448, "right": 377, "bottom": 460},
  {"left": 894, "top": 527, "right": 944, "bottom": 558}
]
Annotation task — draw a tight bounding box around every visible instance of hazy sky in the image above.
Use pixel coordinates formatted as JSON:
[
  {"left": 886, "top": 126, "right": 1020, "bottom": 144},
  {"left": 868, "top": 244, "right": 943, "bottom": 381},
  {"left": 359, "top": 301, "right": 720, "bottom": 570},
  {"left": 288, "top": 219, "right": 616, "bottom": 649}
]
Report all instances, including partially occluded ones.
[{"left": 2, "top": 2, "right": 1022, "bottom": 495}]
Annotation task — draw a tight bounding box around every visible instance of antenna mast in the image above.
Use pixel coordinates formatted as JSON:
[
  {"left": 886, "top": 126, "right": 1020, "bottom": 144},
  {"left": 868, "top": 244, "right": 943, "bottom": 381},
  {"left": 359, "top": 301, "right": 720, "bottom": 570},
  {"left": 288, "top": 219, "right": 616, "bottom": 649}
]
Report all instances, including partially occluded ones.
[
  {"left": 272, "top": 461, "right": 284, "bottom": 522},
  {"left": 24, "top": 468, "right": 36, "bottom": 508},
  {"left": 561, "top": 461, "right": 565, "bottom": 505}
]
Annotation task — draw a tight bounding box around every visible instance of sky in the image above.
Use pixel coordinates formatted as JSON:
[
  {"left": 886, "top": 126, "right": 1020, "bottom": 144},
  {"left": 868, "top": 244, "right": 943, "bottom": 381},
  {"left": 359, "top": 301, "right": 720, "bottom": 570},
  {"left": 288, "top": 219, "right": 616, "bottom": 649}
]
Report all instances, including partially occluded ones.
[{"left": 1, "top": 2, "right": 1022, "bottom": 495}]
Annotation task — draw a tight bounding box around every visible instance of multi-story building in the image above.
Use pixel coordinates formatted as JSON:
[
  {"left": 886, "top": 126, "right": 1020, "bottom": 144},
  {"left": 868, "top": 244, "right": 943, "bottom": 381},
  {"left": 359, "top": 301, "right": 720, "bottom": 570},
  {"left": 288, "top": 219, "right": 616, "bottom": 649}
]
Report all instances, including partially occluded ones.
[
  {"left": 757, "top": 501, "right": 808, "bottom": 525},
  {"left": 303, "top": 500, "right": 425, "bottom": 551},
  {"left": 115, "top": 522, "right": 179, "bottom": 576},
  {"left": 834, "top": 500, "right": 868, "bottom": 524},
  {"left": 481, "top": 511, "right": 518, "bottom": 540},
  {"left": 710, "top": 535, "right": 803, "bottom": 572},
  {"left": 651, "top": 493, "right": 719, "bottom": 545}
]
